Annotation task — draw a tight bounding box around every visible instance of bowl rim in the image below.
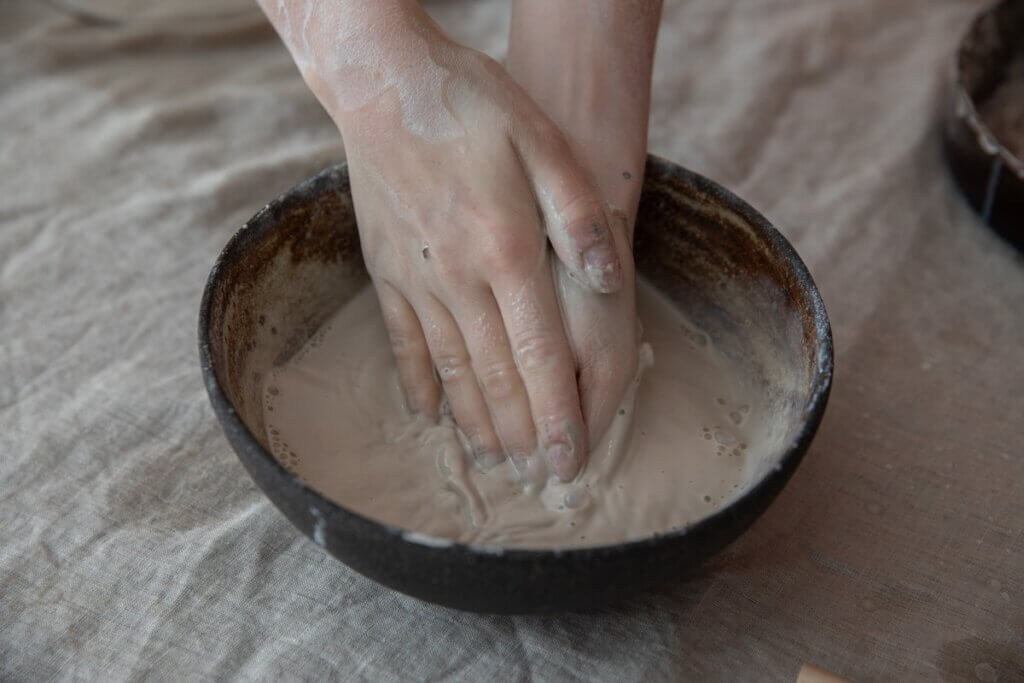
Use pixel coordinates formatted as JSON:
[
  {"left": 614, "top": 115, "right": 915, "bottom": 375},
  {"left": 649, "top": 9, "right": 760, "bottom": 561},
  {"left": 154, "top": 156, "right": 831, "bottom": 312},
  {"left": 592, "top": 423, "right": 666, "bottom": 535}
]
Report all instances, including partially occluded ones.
[
  {"left": 198, "top": 154, "right": 834, "bottom": 561},
  {"left": 949, "top": 0, "right": 1024, "bottom": 178}
]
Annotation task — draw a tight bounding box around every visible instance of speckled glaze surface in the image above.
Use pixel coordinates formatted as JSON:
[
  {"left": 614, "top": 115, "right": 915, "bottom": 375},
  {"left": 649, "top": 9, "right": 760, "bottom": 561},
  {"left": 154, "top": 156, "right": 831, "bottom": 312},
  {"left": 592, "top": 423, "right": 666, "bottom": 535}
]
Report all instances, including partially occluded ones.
[
  {"left": 198, "top": 156, "right": 833, "bottom": 614},
  {"left": 943, "top": 0, "right": 1024, "bottom": 250}
]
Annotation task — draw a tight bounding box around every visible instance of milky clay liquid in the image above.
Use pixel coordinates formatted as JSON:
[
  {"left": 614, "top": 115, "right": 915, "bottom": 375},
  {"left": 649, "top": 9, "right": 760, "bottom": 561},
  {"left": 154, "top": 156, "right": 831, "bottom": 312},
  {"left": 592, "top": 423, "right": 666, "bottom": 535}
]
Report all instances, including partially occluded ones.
[{"left": 262, "top": 280, "right": 772, "bottom": 549}]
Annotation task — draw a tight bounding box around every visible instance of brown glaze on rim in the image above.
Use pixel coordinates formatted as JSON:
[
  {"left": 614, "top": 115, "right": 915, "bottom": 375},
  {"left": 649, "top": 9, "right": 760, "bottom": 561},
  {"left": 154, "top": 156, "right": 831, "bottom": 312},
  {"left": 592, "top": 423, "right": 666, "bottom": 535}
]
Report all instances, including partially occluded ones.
[{"left": 198, "top": 155, "right": 833, "bottom": 613}]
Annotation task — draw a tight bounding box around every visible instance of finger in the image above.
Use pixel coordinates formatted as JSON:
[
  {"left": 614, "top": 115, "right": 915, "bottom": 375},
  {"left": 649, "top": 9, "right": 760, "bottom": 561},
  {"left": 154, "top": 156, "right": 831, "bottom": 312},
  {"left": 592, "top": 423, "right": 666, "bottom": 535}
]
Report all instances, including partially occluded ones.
[
  {"left": 578, "top": 345, "right": 639, "bottom": 445},
  {"left": 492, "top": 264, "right": 588, "bottom": 482},
  {"left": 374, "top": 279, "right": 441, "bottom": 420},
  {"left": 450, "top": 292, "right": 537, "bottom": 470},
  {"left": 512, "top": 124, "right": 622, "bottom": 293},
  {"left": 553, "top": 262, "right": 639, "bottom": 445},
  {"left": 417, "top": 295, "right": 505, "bottom": 468}
]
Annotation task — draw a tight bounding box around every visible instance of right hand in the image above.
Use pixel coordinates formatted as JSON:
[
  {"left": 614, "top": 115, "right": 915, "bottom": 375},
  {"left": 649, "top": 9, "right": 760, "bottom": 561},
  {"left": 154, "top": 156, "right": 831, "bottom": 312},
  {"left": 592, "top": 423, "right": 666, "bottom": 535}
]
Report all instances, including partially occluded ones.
[{"left": 277, "top": 2, "right": 624, "bottom": 481}]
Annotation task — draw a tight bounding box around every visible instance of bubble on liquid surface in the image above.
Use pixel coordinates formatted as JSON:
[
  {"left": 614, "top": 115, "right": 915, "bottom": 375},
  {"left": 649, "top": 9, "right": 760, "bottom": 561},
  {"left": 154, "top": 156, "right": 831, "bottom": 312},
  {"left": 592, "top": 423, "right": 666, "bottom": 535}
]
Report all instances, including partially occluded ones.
[
  {"left": 564, "top": 487, "right": 590, "bottom": 510},
  {"left": 714, "top": 429, "right": 737, "bottom": 446},
  {"left": 729, "top": 411, "right": 744, "bottom": 425}
]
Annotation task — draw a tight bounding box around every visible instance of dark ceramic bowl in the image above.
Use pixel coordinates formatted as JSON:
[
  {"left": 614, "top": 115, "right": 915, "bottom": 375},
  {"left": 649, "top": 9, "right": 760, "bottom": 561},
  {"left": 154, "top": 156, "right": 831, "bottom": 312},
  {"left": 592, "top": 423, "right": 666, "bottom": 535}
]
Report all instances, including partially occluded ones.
[
  {"left": 199, "top": 156, "right": 832, "bottom": 614},
  {"left": 944, "top": 0, "right": 1024, "bottom": 250}
]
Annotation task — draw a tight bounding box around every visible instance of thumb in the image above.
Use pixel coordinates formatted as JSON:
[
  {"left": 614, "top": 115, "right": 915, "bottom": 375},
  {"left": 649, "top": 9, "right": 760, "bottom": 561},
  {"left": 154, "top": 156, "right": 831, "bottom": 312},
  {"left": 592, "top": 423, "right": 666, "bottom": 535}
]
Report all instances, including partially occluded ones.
[{"left": 514, "top": 125, "right": 623, "bottom": 294}]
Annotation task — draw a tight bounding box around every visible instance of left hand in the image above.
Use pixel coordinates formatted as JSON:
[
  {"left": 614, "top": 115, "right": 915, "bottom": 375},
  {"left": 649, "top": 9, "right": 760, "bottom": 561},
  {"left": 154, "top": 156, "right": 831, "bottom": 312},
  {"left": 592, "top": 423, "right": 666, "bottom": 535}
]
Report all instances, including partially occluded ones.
[{"left": 508, "top": 0, "right": 660, "bottom": 445}]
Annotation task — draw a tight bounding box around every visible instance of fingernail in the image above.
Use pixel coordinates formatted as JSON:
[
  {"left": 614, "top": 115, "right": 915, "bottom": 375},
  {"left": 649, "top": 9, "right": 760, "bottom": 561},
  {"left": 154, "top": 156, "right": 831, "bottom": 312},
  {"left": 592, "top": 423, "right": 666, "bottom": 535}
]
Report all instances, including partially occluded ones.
[
  {"left": 475, "top": 451, "right": 505, "bottom": 471},
  {"left": 514, "top": 453, "right": 547, "bottom": 495},
  {"left": 547, "top": 442, "right": 579, "bottom": 482},
  {"left": 582, "top": 242, "right": 621, "bottom": 293},
  {"left": 510, "top": 451, "right": 530, "bottom": 476}
]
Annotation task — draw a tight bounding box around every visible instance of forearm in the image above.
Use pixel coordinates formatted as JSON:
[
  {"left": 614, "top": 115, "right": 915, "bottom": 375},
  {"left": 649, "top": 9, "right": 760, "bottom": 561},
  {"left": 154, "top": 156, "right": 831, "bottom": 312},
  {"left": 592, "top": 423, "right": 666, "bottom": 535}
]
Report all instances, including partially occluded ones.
[
  {"left": 508, "top": 1, "right": 662, "bottom": 223},
  {"left": 255, "top": 0, "right": 448, "bottom": 138}
]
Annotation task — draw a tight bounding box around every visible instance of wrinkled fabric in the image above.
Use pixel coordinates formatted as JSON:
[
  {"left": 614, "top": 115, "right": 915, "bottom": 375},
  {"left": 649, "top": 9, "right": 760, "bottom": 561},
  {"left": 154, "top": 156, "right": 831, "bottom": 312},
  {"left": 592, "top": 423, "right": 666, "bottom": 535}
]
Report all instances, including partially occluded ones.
[{"left": 2, "top": 0, "right": 1022, "bottom": 680}]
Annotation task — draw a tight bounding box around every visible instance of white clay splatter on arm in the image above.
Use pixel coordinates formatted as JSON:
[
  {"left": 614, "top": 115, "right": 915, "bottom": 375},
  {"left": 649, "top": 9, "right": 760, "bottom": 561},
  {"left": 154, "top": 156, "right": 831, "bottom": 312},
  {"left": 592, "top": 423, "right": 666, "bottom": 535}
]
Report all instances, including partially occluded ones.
[{"left": 257, "top": 0, "right": 463, "bottom": 142}]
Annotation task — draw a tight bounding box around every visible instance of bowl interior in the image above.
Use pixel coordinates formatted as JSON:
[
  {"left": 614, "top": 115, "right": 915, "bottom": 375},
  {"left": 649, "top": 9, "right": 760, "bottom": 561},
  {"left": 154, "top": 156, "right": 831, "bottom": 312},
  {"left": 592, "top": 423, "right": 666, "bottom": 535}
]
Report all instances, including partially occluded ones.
[{"left": 202, "top": 157, "right": 830, "bottom": 547}]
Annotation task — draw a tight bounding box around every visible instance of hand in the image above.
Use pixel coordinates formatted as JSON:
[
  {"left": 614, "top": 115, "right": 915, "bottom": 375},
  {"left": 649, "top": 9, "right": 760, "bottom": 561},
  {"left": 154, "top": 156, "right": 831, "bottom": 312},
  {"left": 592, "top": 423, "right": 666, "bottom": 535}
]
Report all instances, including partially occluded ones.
[
  {"left": 259, "top": 1, "right": 625, "bottom": 480},
  {"left": 509, "top": 0, "right": 662, "bottom": 444}
]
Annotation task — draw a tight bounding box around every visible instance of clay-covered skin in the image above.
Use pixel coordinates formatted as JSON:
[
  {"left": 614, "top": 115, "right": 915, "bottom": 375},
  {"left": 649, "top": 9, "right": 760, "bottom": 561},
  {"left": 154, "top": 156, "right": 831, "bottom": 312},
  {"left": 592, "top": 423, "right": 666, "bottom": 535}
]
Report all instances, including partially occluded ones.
[
  {"left": 256, "top": 0, "right": 638, "bottom": 481},
  {"left": 263, "top": 281, "right": 770, "bottom": 550}
]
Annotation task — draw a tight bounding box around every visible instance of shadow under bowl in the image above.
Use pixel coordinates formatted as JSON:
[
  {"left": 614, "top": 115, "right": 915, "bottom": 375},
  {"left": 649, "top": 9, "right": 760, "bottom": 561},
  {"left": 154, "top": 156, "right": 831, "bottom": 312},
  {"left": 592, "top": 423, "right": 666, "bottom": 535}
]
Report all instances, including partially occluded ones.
[{"left": 198, "top": 155, "right": 833, "bottom": 614}]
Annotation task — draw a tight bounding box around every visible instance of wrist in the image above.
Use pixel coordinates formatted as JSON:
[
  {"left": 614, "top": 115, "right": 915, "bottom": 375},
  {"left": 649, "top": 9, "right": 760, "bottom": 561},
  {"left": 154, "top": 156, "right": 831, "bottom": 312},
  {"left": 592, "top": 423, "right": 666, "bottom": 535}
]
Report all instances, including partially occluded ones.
[
  {"left": 261, "top": 0, "right": 445, "bottom": 122},
  {"left": 507, "top": 1, "right": 660, "bottom": 231},
  {"left": 507, "top": 49, "right": 650, "bottom": 230}
]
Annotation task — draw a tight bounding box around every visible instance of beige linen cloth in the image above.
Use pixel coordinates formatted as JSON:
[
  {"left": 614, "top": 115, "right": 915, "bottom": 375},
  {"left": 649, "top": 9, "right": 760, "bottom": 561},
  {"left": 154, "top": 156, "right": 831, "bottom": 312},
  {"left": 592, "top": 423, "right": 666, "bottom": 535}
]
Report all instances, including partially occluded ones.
[{"left": 2, "top": 0, "right": 1022, "bottom": 680}]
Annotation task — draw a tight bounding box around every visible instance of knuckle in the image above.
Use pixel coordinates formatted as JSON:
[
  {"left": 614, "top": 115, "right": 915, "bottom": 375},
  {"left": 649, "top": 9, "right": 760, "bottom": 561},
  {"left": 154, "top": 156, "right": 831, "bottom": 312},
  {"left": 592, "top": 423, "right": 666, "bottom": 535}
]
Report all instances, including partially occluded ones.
[
  {"left": 561, "top": 196, "right": 607, "bottom": 241},
  {"left": 403, "top": 382, "right": 438, "bottom": 417},
  {"left": 434, "top": 255, "right": 469, "bottom": 287},
  {"left": 483, "top": 228, "right": 539, "bottom": 276},
  {"left": 387, "top": 329, "right": 423, "bottom": 362},
  {"left": 477, "top": 360, "right": 520, "bottom": 400},
  {"left": 434, "top": 353, "right": 471, "bottom": 384},
  {"left": 514, "top": 333, "right": 563, "bottom": 374}
]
